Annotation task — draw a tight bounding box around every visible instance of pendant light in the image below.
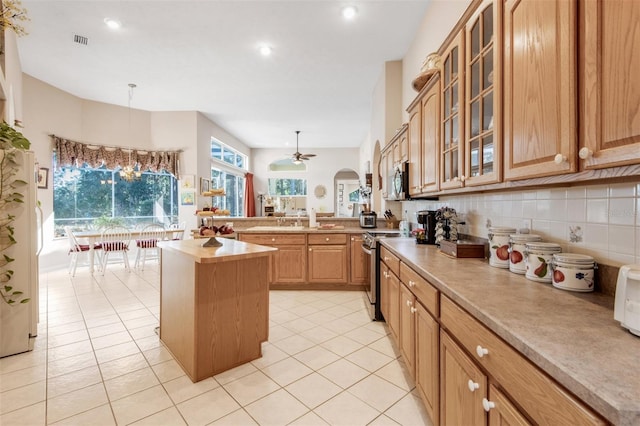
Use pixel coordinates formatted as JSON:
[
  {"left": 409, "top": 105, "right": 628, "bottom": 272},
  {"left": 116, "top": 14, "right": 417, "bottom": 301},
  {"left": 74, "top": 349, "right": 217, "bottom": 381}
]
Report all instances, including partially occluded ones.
[{"left": 119, "top": 83, "right": 142, "bottom": 182}]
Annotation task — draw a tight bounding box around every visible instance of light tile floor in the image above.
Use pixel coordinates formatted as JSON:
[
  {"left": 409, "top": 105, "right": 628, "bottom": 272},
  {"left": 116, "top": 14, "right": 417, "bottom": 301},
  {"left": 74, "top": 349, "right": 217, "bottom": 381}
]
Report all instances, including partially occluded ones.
[{"left": 0, "top": 263, "right": 432, "bottom": 425}]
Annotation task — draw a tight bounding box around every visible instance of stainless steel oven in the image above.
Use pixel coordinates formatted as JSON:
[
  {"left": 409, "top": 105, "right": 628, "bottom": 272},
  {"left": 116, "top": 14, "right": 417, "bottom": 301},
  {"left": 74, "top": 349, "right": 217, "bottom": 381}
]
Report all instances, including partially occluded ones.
[{"left": 362, "top": 230, "right": 401, "bottom": 321}]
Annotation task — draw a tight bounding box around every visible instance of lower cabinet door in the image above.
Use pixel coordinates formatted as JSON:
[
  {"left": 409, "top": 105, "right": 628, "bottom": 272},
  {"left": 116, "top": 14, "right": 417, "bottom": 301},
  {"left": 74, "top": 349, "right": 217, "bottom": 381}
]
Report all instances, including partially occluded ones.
[
  {"left": 487, "top": 383, "right": 532, "bottom": 426},
  {"left": 308, "top": 245, "right": 348, "bottom": 283},
  {"left": 440, "top": 330, "right": 487, "bottom": 426},
  {"left": 416, "top": 302, "right": 439, "bottom": 425},
  {"left": 273, "top": 245, "right": 307, "bottom": 284},
  {"left": 400, "top": 284, "right": 416, "bottom": 378},
  {"left": 387, "top": 270, "right": 400, "bottom": 345}
]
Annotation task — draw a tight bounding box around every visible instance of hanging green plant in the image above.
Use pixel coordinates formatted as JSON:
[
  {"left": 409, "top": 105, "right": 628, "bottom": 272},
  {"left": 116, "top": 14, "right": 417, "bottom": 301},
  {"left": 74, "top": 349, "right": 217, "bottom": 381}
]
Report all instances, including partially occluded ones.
[{"left": 0, "top": 121, "right": 31, "bottom": 305}]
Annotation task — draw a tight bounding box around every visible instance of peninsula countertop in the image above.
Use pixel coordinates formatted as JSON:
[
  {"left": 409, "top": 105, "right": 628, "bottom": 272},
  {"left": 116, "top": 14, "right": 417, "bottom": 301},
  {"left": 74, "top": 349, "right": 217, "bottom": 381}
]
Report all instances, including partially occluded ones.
[
  {"left": 158, "top": 237, "right": 277, "bottom": 264},
  {"left": 380, "top": 238, "right": 639, "bottom": 425}
]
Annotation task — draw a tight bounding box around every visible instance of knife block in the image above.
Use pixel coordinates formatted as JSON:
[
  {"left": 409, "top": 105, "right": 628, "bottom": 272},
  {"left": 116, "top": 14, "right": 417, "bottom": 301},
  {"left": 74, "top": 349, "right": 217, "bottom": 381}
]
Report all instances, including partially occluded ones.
[{"left": 386, "top": 219, "right": 400, "bottom": 229}]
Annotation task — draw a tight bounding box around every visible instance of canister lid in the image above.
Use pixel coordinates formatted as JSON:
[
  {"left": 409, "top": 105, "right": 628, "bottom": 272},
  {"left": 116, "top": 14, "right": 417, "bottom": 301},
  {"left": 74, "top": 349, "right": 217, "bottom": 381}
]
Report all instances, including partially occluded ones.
[
  {"left": 509, "top": 234, "right": 542, "bottom": 242},
  {"left": 552, "top": 253, "right": 595, "bottom": 265},
  {"left": 489, "top": 227, "right": 517, "bottom": 234},
  {"left": 525, "top": 242, "right": 562, "bottom": 252}
]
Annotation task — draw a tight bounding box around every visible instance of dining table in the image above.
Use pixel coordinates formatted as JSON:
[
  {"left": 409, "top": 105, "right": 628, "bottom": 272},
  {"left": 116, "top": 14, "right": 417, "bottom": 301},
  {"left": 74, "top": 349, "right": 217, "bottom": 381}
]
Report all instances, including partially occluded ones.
[{"left": 74, "top": 228, "right": 184, "bottom": 273}]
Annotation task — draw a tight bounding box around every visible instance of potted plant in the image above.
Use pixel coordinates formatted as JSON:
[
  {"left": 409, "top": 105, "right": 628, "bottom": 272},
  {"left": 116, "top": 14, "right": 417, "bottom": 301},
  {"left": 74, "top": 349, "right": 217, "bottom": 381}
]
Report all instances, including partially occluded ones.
[{"left": 0, "top": 122, "right": 31, "bottom": 305}]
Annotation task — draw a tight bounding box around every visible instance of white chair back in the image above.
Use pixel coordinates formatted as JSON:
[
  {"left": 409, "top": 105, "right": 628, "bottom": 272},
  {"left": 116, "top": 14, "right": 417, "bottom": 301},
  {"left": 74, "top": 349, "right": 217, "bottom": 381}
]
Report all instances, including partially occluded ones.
[
  {"left": 100, "top": 226, "right": 132, "bottom": 274},
  {"left": 135, "top": 224, "right": 166, "bottom": 270}
]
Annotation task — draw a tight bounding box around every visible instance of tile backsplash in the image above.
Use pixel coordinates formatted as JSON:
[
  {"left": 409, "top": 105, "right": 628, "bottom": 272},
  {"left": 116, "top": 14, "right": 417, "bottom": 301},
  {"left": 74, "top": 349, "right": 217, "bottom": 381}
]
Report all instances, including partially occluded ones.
[{"left": 401, "top": 181, "right": 640, "bottom": 267}]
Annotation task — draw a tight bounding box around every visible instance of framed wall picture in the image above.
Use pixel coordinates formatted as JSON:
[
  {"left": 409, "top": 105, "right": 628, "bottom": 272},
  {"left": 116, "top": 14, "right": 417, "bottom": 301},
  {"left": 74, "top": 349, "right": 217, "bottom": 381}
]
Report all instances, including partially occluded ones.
[
  {"left": 37, "top": 168, "right": 49, "bottom": 189},
  {"left": 180, "top": 192, "right": 195, "bottom": 205},
  {"left": 180, "top": 174, "right": 195, "bottom": 191},
  {"left": 200, "top": 178, "right": 210, "bottom": 195}
]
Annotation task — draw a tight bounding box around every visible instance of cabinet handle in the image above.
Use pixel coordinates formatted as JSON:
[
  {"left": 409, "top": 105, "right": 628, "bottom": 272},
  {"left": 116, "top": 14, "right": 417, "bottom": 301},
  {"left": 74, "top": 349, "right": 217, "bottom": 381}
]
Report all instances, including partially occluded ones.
[
  {"left": 409, "top": 280, "right": 416, "bottom": 287},
  {"left": 383, "top": 271, "right": 388, "bottom": 278},
  {"left": 384, "top": 256, "right": 390, "bottom": 261},
  {"left": 460, "top": 175, "right": 466, "bottom": 182},
  {"left": 467, "top": 380, "right": 480, "bottom": 392},
  {"left": 482, "top": 398, "right": 496, "bottom": 412},
  {"left": 476, "top": 345, "right": 489, "bottom": 358},
  {"left": 554, "top": 153, "right": 567, "bottom": 164},
  {"left": 579, "top": 147, "right": 593, "bottom": 159},
  {"left": 410, "top": 307, "right": 417, "bottom": 314}
]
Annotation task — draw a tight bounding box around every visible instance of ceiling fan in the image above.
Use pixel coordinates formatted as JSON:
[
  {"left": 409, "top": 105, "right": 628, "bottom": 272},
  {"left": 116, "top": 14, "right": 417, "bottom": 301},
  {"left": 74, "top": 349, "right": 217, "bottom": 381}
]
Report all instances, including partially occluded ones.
[{"left": 291, "top": 130, "right": 316, "bottom": 164}]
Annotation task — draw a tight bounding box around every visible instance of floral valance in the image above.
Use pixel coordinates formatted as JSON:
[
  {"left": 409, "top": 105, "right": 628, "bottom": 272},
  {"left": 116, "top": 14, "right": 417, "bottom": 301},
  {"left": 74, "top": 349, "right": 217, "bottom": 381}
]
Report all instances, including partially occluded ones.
[{"left": 53, "top": 136, "right": 181, "bottom": 178}]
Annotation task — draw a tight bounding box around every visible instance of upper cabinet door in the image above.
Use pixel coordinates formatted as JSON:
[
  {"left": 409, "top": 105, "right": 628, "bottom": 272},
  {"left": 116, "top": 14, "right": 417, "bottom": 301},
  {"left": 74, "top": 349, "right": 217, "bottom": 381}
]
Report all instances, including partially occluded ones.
[
  {"left": 408, "top": 102, "right": 423, "bottom": 197},
  {"left": 440, "top": 31, "right": 466, "bottom": 189},
  {"left": 421, "top": 77, "right": 441, "bottom": 194},
  {"left": 503, "top": 0, "right": 577, "bottom": 180},
  {"left": 580, "top": 0, "right": 640, "bottom": 169},
  {"left": 464, "top": 0, "right": 502, "bottom": 186}
]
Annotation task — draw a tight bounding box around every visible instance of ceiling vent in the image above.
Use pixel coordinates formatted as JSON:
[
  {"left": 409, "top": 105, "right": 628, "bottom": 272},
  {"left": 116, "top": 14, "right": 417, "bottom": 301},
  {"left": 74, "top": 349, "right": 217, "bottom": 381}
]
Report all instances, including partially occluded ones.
[{"left": 73, "top": 34, "right": 89, "bottom": 46}]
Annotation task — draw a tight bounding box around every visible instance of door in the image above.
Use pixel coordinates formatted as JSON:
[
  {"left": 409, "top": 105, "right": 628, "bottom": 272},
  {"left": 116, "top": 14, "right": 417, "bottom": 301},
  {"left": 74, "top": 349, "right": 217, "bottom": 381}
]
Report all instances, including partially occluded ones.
[
  {"left": 503, "top": 0, "right": 577, "bottom": 180},
  {"left": 487, "top": 383, "right": 532, "bottom": 426},
  {"left": 580, "top": 0, "right": 640, "bottom": 169},
  {"left": 273, "top": 245, "right": 307, "bottom": 284},
  {"left": 421, "top": 76, "right": 441, "bottom": 194},
  {"left": 349, "top": 235, "right": 369, "bottom": 285},
  {"left": 416, "top": 302, "right": 440, "bottom": 425},
  {"left": 400, "top": 284, "right": 416, "bottom": 378},
  {"left": 308, "top": 245, "right": 348, "bottom": 283},
  {"left": 387, "top": 269, "right": 400, "bottom": 344}
]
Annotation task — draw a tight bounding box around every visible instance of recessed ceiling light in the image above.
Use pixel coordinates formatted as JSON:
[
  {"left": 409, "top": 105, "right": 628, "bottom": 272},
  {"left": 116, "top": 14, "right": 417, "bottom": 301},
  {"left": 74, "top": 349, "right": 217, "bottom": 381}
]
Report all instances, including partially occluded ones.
[
  {"left": 258, "top": 45, "right": 273, "bottom": 56},
  {"left": 342, "top": 6, "right": 358, "bottom": 20},
  {"left": 104, "top": 18, "right": 121, "bottom": 30}
]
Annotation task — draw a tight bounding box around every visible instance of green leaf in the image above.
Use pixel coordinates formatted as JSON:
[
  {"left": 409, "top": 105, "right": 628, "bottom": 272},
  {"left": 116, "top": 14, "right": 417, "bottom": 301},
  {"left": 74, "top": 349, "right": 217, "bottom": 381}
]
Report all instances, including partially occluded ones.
[
  {"left": 4, "top": 285, "right": 12, "bottom": 292},
  {"left": 20, "top": 298, "right": 30, "bottom": 304}
]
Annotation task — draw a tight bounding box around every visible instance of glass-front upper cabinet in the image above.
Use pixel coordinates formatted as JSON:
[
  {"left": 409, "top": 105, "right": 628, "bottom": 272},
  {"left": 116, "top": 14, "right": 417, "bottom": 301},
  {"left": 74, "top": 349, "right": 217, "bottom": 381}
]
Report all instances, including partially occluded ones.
[
  {"left": 440, "top": 30, "right": 465, "bottom": 190},
  {"left": 464, "top": 0, "right": 501, "bottom": 185}
]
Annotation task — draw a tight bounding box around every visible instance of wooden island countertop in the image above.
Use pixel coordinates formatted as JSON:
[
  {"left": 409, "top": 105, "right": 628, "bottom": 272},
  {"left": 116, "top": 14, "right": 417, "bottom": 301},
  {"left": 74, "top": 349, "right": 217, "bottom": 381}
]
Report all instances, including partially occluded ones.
[{"left": 157, "top": 238, "right": 277, "bottom": 382}]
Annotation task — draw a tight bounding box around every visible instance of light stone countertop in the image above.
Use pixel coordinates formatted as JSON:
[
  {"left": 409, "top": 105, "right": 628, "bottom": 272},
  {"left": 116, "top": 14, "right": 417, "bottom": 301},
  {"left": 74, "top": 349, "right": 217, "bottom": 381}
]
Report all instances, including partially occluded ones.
[
  {"left": 380, "top": 238, "right": 640, "bottom": 426},
  {"left": 158, "top": 238, "right": 277, "bottom": 264}
]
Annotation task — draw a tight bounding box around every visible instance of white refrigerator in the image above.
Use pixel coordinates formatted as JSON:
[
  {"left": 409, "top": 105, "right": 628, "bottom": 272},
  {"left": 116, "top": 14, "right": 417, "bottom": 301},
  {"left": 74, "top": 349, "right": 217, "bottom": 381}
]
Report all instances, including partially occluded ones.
[{"left": 0, "top": 150, "right": 42, "bottom": 358}]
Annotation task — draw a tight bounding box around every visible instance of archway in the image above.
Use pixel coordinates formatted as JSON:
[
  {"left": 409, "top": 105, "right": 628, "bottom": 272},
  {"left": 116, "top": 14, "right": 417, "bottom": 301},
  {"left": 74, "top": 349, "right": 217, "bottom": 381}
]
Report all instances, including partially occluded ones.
[{"left": 333, "top": 169, "right": 360, "bottom": 217}]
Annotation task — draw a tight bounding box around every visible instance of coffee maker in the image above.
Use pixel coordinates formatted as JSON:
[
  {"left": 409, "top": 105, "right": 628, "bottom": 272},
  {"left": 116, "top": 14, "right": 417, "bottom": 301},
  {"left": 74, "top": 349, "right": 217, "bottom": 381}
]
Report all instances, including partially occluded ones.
[{"left": 417, "top": 210, "right": 437, "bottom": 244}]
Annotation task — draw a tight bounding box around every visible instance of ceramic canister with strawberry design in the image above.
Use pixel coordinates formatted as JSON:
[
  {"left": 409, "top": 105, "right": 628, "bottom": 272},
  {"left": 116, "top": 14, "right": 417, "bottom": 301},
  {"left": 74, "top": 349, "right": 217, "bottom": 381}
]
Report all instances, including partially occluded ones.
[
  {"left": 488, "top": 227, "right": 517, "bottom": 268},
  {"left": 550, "top": 253, "right": 597, "bottom": 292},
  {"left": 508, "top": 234, "right": 542, "bottom": 274},
  {"left": 524, "top": 242, "right": 562, "bottom": 282}
]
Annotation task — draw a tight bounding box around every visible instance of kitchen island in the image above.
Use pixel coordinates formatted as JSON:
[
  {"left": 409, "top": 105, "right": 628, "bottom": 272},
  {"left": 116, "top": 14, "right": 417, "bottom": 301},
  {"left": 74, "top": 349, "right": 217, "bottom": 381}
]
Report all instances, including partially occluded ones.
[{"left": 157, "top": 238, "right": 277, "bottom": 382}]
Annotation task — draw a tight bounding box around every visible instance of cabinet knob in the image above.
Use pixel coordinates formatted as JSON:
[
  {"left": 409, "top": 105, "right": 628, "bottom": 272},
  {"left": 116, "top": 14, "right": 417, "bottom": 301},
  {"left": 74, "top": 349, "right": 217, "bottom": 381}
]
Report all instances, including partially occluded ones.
[
  {"left": 406, "top": 300, "right": 412, "bottom": 307},
  {"left": 579, "top": 147, "right": 593, "bottom": 159},
  {"left": 460, "top": 175, "right": 466, "bottom": 182},
  {"left": 384, "top": 256, "right": 390, "bottom": 261},
  {"left": 409, "top": 280, "right": 416, "bottom": 287},
  {"left": 271, "top": 238, "right": 276, "bottom": 242},
  {"left": 351, "top": 237, "right": 355, "bottom": 241},
  {"left": 309, "top": 248, "right": 312, "bottom": 252},
  {"left": 325, "top": 237, "right": 330, "bottom": 242},
  {"left": 482, "top": 398, "right": 496, "bottom": 412},
  {"left": 467, "top": 380, "right": 480, "bottom": 392},
  {"left": 554, "top": 153, "right": 567, "bottom": 164},
  {"left": 476, "top": 345, "right": 489, "bottom": 358},
  {"left": 410, "top": 307, "right": 417, "bottom": 314}
]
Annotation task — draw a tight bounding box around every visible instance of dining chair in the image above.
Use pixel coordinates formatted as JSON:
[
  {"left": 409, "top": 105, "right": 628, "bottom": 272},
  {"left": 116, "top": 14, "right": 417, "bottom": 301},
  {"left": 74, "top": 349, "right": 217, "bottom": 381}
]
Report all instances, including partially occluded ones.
[
  {"left": 100, "top": 226, "right": 132, "bottom": 275},
  {"left": 64, "top": 226, "right": 102, "bottom": 276},
  {"left": 134, "top": 224, "right": 166, "bottom": 270}
]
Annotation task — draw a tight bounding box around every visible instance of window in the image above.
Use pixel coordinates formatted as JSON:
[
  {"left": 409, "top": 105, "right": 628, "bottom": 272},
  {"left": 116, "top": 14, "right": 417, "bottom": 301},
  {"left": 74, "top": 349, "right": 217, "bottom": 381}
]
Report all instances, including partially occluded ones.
[
  {"left": 267, "top": 178, "right": 307, "bottom": 196},
  {"left": 53, "top": 164, "right": 178, "bottom": 236},
  {"left": 210, "top": 138, "right": 247, "bottom": 217}
]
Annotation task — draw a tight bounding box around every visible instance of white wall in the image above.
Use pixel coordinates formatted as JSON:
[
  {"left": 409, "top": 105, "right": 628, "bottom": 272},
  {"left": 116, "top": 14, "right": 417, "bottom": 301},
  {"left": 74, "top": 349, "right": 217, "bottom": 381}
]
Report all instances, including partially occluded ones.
[{"left": 251, "top": 148, "right": 361, "bottom": 214}]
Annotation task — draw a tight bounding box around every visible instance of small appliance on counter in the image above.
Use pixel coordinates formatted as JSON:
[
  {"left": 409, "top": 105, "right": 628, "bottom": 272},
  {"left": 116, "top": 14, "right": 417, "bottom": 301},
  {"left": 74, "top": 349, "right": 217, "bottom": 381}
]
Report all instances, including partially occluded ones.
[
  {"left": 417, "top": 210, "right": 437, "bottom": 245},
  {"left": 614, "top": 264, "right": 640, "bottom": 337},
  {"left": 359, "top": 211, "right": 377, "bottom": 228}
]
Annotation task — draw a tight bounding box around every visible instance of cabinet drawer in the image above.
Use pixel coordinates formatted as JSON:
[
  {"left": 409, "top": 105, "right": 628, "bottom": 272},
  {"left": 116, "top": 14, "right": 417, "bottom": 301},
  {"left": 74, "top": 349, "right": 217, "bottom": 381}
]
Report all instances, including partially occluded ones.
[
  {"left": 308, "top": 233, "right": 347, "bottom": 245},
  {"left": 380, "top": 246, "right": 400, "bottom": 276},
  {"left": 400, "top": 262, "right": 438, "bottom": 317},
  {"left": 240, "top": 233, "right": 306, "bottom": 245},
  {"left": 440, "top": 296, "right": 604, "bottom": 425}
]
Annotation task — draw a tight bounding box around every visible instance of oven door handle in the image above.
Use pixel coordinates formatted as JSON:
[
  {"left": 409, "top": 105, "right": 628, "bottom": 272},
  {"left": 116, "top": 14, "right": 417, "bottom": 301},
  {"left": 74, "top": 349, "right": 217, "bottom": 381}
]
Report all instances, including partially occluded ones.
[{"left": 361, "top": 245, "right": 372, "bottom": 256}]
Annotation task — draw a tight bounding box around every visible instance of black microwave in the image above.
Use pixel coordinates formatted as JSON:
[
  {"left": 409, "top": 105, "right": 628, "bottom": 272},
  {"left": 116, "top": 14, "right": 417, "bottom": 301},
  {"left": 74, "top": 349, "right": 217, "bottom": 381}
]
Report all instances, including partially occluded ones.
[{"left": 387, "top": 162, "right": 409, "bottom": 201}]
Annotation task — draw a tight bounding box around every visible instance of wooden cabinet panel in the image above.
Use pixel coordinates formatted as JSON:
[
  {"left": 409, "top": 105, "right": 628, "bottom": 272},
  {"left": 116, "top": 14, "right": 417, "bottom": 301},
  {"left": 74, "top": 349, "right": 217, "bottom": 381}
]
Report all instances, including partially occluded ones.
[
  {"left": 488, "top": 383, "right": 532, "bottom": 426},
  {"left": 380, "top": 150, "right": 389, "bottom": 199},
  {"left": 380, "top": 262, "right": 390, "bottom": 321},
  {"left": 240, "top": 233, "right": 306, "bottom": 246},
  {"left": 441, "top": 296, "right": 605, "bottom": 425},
  {"left": 400, "top": 284, "right": 416, "bottom": 378},
  {"left": 580, "top": 0, "right": 640, "bottom": 169},
  {"left": 273, "top": 245, "right": 307, "bottom": 284},
  {"left": 416, "top": 302, "right": 439, "bottom": 426},
  {"left": 421, "top": 78, "right": 441, "bottom": 194},
  {"left": 464, "top": 0, "right": 502, "bottom": 186},
  {"left": 308, "top": 233, "right": 347, "bottom": 245},
  {"left": 503, "top": 0, "right": 577, "bottom": 180},
  {"left": 440, "top": 30, "right": 465, "bottom": 190},
  {"left": 387, "top": 269, "right": 400, "bottom": 344},
  {"left": 440, "top": 330, "right": 487, "bottom": 426},
  {"left": 408, "top": 101, "right": 422, "bottom": 197},
  {"left": 308, "top": 245, "right": 347, "bottom": 283},
  {"left": 400, "top": 262, "right": 439, "bottom": 316},
  {"left": 380, "top": 246, "right": 400, "bottom": 276},
  {"left": 349, "top": 235, "right": 368, "bottom": 285}
]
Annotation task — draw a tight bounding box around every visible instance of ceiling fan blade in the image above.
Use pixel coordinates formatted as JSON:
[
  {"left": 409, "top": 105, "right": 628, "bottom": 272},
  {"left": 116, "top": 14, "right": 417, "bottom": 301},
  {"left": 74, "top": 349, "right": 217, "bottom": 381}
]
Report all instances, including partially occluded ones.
[{"left": 301, "top": 153, "right": 316, "bottom": 158}]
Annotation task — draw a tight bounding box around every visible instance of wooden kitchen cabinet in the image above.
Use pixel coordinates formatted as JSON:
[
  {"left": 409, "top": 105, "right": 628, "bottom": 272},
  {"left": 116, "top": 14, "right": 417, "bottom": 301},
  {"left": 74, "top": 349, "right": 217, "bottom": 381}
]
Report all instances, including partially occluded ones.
[
  {"left": 415, "top": 301, "right": 440, "bottom": 426},
  {"left": 238, "top": 233, "right": 306, "bottom": 285},
  {"left": 380, "top": 262, "right": 390, "bottom": 321},
  {"left": 308, "top": 233, "right": 348, "bottom": 284},
  {"left": 464, "top": 0, "right": 501, "bottom": 186},
  {"left": 487, "top": 383, "right": 532, "bottom": 426},
  {"left": 399, "top": 283, "right": 416, "bottom": 378},
  {"left": 440, "top": 30, "right": 465, "bottom": 189},
  {"left": 440, "top": 330, "right": 487, "bottom": 426},
  {"left": 380, "top": 150, "right": 389, "bottom": 198},
  {"left": 408, "top": 75, "right": 440, "bottom": 197},
  {"left": 387, "top": 268, "right": 400, "bottom": 345},
  {"left": 579, "top": 0, "right": 640, "bottom": 170},
  {"left": 349, "top": 235, "right": 368, "bottom": 285},
  {"left": 503, "top": 0, "right": 577, "bottom": 180}
]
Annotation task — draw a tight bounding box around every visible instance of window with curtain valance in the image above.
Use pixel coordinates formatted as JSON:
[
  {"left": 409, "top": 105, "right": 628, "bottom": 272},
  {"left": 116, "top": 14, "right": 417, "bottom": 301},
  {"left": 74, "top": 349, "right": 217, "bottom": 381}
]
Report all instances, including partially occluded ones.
[{"left": 53, "top": 136, "right": 181, "bottom": 178}]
